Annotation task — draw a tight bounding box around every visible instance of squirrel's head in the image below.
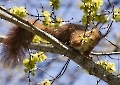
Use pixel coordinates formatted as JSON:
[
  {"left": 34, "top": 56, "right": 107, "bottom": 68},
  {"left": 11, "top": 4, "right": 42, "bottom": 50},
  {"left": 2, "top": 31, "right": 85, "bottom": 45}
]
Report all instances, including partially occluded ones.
[{"left": 70, "top": 27, "right": 102, "bottom": 56}]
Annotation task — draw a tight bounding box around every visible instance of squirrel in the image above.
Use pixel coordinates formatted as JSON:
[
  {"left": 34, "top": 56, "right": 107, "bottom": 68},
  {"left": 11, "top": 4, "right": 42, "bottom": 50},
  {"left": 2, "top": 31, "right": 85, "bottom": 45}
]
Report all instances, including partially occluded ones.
[{"left": 1, "top": 19, "right": 102, "bottom": 66}]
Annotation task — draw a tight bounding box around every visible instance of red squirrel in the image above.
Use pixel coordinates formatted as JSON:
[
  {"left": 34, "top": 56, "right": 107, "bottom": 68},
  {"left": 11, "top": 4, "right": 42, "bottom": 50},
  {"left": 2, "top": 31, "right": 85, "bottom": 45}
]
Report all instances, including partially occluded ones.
[{"left": 1, "top": 19, "right": 102, "bottom": 66}]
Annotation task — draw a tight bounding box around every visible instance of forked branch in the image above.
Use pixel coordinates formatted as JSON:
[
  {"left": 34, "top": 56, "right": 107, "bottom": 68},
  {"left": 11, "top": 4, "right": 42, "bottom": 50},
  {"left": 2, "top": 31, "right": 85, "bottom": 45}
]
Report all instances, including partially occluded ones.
[{"left": 0, "top": 6, "right": 120, "bottom": 85}]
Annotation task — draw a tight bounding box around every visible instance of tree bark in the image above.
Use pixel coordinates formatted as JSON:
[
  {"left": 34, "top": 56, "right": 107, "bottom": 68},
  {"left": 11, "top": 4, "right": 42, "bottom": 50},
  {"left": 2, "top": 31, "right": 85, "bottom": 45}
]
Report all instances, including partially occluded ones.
[{"left": 0, "top": 6, "right": 120, "bottom": 85}]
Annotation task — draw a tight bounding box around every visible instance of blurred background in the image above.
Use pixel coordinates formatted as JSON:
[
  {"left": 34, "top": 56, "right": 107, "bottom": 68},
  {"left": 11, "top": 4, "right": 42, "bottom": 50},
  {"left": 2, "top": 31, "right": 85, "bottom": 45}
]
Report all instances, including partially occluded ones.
[{"left": 0, "top": 0, "right": 120, "bottom": 85}]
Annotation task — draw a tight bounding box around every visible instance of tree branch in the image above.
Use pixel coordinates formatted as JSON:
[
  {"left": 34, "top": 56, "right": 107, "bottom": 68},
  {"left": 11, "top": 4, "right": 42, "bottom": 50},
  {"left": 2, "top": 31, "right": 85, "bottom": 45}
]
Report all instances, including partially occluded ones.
[
  {"left": 91, "top": 51, "right": 120, "bottom": 55},
  {"left": 1, "top": 35, "right": 120, "bottom": 56},
  {"left": 0, "top": 6, "right": 120, "bottom": 85}
]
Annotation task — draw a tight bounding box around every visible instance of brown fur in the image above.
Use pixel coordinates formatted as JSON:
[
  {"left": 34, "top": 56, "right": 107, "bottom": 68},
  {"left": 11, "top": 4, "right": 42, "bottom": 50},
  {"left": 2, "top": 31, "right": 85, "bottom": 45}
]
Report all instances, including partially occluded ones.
[{"left": 1, "top": 19, "right": 102, "bottom": 66}]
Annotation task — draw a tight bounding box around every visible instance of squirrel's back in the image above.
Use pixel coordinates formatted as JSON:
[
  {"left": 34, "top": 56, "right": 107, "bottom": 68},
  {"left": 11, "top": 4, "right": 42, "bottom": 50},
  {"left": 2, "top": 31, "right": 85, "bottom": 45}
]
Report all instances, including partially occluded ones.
[
  {"left": 1, "top": 19, "right": 101, "bottom": 66},
  {"left": 1, "top": 19, "right": 85, "bottom": 66}
]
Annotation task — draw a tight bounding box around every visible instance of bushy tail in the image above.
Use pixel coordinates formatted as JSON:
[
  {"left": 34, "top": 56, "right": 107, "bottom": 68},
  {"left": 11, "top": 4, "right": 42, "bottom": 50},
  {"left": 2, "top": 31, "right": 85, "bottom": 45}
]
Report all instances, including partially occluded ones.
[{"left": 1, "top": 25, "right": 34, "bottom": 66}]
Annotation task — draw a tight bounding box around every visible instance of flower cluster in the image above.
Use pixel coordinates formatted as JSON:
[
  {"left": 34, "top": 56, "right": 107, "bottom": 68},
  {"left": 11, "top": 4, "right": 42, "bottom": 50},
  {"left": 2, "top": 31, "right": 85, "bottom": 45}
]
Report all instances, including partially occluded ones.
[
  {"left": 80, "top": 0, "right": 107, "bottom": 25},
  {"left": 40, "top": 79, "right": 51, "bottom": 85},
  {"left": 10, "top": 6, "right": 27, "bottom": 18},
  {"left": 32, "top": 35, "right": 50, "bottom": 44},
  {"left": 97, "top": 60, "right": 116, "bottom": 73},
  {"left": 49, "top": 0, "right": 60, "bottom": 10},
  {"left": 23, "top": 52, "right": 47, "bottom": 75},
  {"left": 113, "top": 8, "right": 120, "bottom": 22},
  {"left": 42, "top": 11, "right": 62, "bottom": 27}
]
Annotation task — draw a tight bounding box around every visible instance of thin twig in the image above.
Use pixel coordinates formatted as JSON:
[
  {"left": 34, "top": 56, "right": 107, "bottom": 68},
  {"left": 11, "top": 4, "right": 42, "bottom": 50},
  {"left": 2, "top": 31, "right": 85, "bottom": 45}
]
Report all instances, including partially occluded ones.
[
  {"left": 91, "top": 51, "right": 120, "bottom": 56},
  {"left": 0, "top": 6, "right": 120, "bottom": 85}
]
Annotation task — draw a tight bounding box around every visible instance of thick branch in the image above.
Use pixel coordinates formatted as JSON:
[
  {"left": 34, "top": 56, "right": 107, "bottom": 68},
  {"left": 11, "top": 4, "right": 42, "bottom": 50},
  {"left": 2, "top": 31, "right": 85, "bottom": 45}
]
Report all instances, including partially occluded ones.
[
  {"left": 30, "top": 43, "right": 60, "bottom": 53},
  {"left": 0, "top": 6, "right": 120, "bottom": 85},
  {"left": 0, "top": 35, "right": 120, "bottom": 55},
  {"left": 0, "top": 35, "right": 67, "bottom": 54}
]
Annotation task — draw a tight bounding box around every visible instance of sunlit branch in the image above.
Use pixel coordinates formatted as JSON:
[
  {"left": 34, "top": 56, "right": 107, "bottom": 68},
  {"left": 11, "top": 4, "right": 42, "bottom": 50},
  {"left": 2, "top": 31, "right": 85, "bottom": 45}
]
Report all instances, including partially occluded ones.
[
  {"left": 91, "top": 51, "right": 120, "bottom": 56},
  {"left": 0, "top": 6, "right": 120, "bottom": 85},
  {"left": 0, "top": 35, "right": 120, "bottom": 56}
]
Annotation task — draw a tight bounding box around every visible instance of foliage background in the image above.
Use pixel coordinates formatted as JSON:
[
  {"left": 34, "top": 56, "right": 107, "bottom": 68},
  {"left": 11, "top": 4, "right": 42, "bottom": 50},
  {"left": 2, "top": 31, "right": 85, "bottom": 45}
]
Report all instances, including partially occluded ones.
[{"left": 0, "top": 0, "right": 120, "bottom": 85}]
